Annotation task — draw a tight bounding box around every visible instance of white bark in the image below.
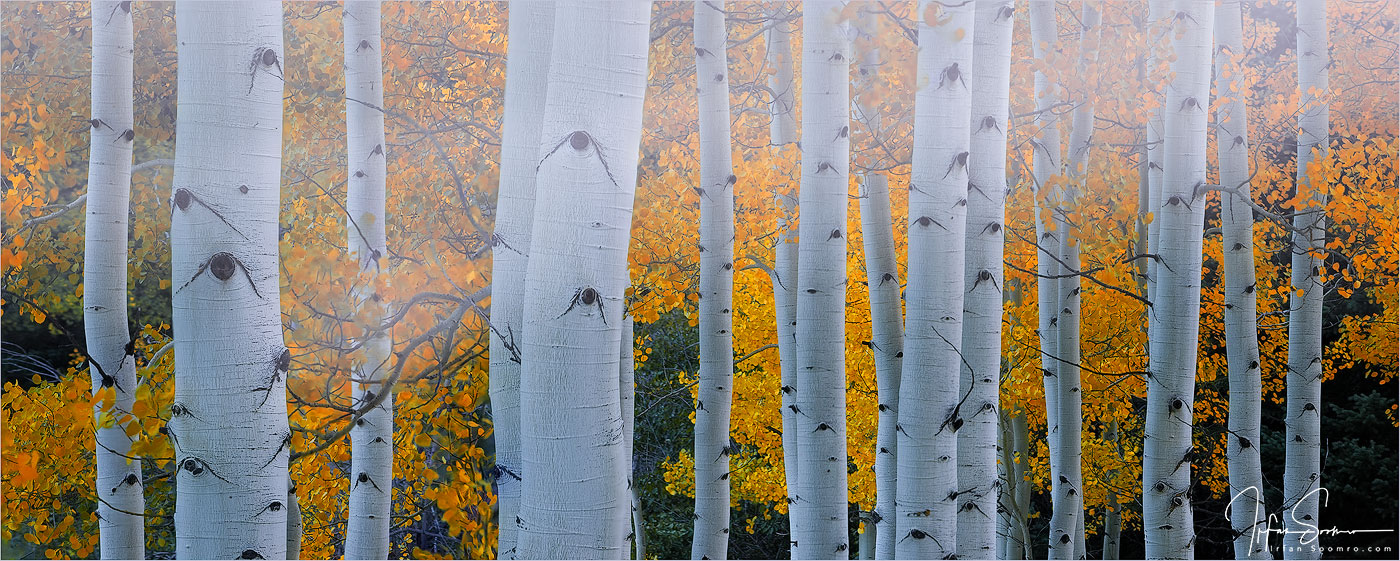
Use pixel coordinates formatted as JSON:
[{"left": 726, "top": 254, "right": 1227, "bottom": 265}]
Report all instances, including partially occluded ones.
[
  {"left": 1028, "top": 3, "right": 1065, "bottom": 555},
  {"left": 515, "top": 2, "right": 651, "bottom": 557},
  {"left": 286, "top": 478, "right": 301, "bottom": 560},
  {"left": 1145, "top": 0, "right": 1167, "bottom": 318},
  {"left": 1215, "top": 2, "right": 1271, "bottom": 558},
  {"left": 692, "top": 3, "right": 736, "bottom": 557},
  {"left": 1103, "top": 414, "right": 1122, "bottom": 559},
  {"left": 859, "top": 174, "right": 902, "bottom": 561},
  {"left": 620, "top": 316, "right": 638, "bottom": 558},
  {"left": 1053, "top": 3, "right": 1100, "bottom": 557},
  {"left": 1284, "top": 2, "right": 1329, "bottom": 558},
  {"left": 792, "top": 2, "right": 851, "bottom": 557},
  {"left": 171, "top": 2, "right": 289, "bottom": 558},
  {"left": 895, "top": 2, "right": 973, "bottom": 559},
  {"left": 85, "top": 3, "right": 143, "bottom": 558},
  {"left": 490, "top": 2, "right": 555, "bottom": 558},
  {"left": 1143, "top": 1, "right": 1213, "bottom": 558},
  {"left": 344, "top": 3, "right": 392, "bottom": 558},
  {"left": 763, "top": 10, "right": 801, "bottom": 557},
  {"left": 959, "top": 2, "right": 1013, "bottom": 557}
]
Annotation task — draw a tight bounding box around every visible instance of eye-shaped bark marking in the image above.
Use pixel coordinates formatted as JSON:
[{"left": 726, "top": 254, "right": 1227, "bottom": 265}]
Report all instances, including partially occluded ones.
[
  {"left": 557, "top": 286, "right": 608, "bottom": 325},
  {"left": 114, "top": 129, "right": 135, "bottom": 143},
  {"left": 913, "top": 216, "right": 948, "bottom": 230},
  {"left": 936, "top": 62, "right": 965, "bottom": 90},
  {"left": 827, "top": 228, "right": 842, "bottom": 241},
  {"left": 255, "top": 500, "right": 284, "bottom": 517},
  {"left": 833, "top": 125, "right": 849, "bottom": 141},
  {"left": 538, "top": 130, "right": 620, "bottom": 187},
  {"left": 247, "top": 47, "right": 284, "bottom": 94},
  {"left": 827, "top": 52, "right": 845, "bottom": 63},
  {"left": 180, "top": 456, "right": 230, "bottom": 483},
  {"left": 943, "top": 151, "right": 970, "bottom": 178},
  {"left": 111, "top": 472, "right": 141, "bottom": 494},
  {"left": 815, "top": 162, "right": 837, "bottom": 175},
  {"left": 238, "top": 549, "right": 265, "bottom": 559},
  {"left": 260, "top": 431, "right": 291, "bottom": 469},
  {"left": 355, "top": 39, "right": 373, "bottom": 52},
  {"left": 995, "top": 4, "right": 1015, "bottom": 22},
  {"left": 178, "top": 252, "right": 263, "bottom": 299},
  {"left": 171, "top": 188, "right": 250, "bottom": 240},
  {"left": 976, "top": 115, "right": 1002, "bottom": 135},
  {"left": 353, "top": 472, "right": 384, "bottom": 493},
  {"left": 1179, "top": 96, "right": 1201, "bottom": 112}
]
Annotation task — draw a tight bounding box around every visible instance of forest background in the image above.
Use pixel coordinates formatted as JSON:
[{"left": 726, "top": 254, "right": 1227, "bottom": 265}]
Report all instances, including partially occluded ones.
[{"left": 1, "top": 1, "right": 1397, "bottom": 559}]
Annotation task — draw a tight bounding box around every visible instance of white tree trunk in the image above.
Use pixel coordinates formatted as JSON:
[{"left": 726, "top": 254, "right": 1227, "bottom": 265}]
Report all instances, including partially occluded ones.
[
  {"left": 344, "top": 3, "right": 392, "bottom": 558},
  {"left": 85, "top": 3, "right": 143, "bottom": 558},
  {"left": 1215, "top": 2, "right": 1271, "bottom": 558},
  {"left": 958, "top": 2, "right": 1013, "bottom": 556},
  {"left": 895, "top": 2, "right": 973, "bottom": 559},
  {"left": 859, "top": 174, "right": 902, "bottom": 561},
  {"left": 286, "top": 478, "right": 301, "bottom": 560},
  {"left": 1053, "top": 3, "right": 1100, "bottom": 557},
  {"left": 692, "top": 3, "right": 736, "bottom": 557},
  {"left": 489, "top": 2, "right": 555, "bottom": 557},
  {"left": 1028, "top": 3, "right": 1065, "bottom": 555},
  {"left": 515, "top": 2, "right": 651, "bottom": 558},
  {"left": 792, "top": 2, "right": 851, "bottom": 557},
  {"left": 1144, "top": 0, "right": 1167, "bottom": 318},
  {"left": 763, "top": 10, "right": 801, "bottom": 557},
  {"left": 171, "top": 2, "right": 289, "bottom": 558},
  {"left": 620, "top": 316, "right": 638, "bottom": 558},
  {"left": 1284, "top": 2, "right": 1329, "bottom": 558},
  {"left": 1143, "top": 1, "right": 1213, "bottom": 558}
]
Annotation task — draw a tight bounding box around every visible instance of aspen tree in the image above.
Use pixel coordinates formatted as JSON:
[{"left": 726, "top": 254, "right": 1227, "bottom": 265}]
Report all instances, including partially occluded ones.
[
  {"left": 1143, "top": 1, "right": 1214, "bottom": 557},
  {"left": 1028, "top": 4, "right": 1066, "bottom": 555},
  {"left": 958, "top": 1, "right": 1014, "bottom": 556},
  {"left": 344, "top": 3, "right": 392, "bottom": 557},
  {"left": 895, "top": 2, "right": 973, "bottom": 558},
  {"left": 692, "top": 3, "right": 736, "bottom": 557},
  {"left": 515, "top": 2, "right": 651, "bottom": 557},
  {"left": 621, "top": 317, "right": 639, "bottom": 559},
  {"left": 489, "top": 2, "right": 555, "bottom": 557},
  {"left": 792, "top": 1, "right": 851, "bottom": 557},
  {"left": 171, "top": 2, "right": 290, "bottom": 558},
  {"left": 1215, "top": 2, "right": 1271, "bottom": 558},
  {"left": 85, "top": 2, "right": 143, "bottom": 557},
  {"left": 1284, "top": 1, "right": 1330, "bottom": 558}
]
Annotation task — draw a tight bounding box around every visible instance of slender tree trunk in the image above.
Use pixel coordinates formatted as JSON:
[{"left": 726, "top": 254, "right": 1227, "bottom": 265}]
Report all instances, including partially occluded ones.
[
  {"left": 515, "top": 2, "right": 651, "bottom": 558},
  {"left": 621, "top": 316, "right": 639, "bottom": 559},
  {"left": 762, "top": 11, "right": 801, "bottom": 555},
  {"left": 344, "top": 3, "right": 392, "bottom": 558},
  {"left": 959, "top": 2, "right": 1013, "bottom": 556},
  {"left": 1144, "top": 0, "right": 1167, "bottom": 318},
  {"left": 171, "top": 2, "right": 289, "bottom": 558},
  {"left": 488, "top": 2, "right": 554, "bottom": 558},
  {"left": 859, "top": 173, "right": 903, "bottom": 561},
  {"left": 85, "top": 3, "right": 143, "bottom": 558},
  {"left": 1012, "top": 410, "right": 1031, "bottom": 560},
  {"left": 1143, "top": 1, "right": 1213, "bottom": 558},
  {"left": 1054, "top": 3, "right": 1101, "bottom": 557},
  {"left": 792, "top": 2, "right": 851, "bottom": 557},
  {"left": 287, "top": 477, "right": 302, "bottom": 560},
  {"left": 1284, "top": 2, "right": 1329, "bottom": 558},
  {"left": 1103, "top": 414, "right": 1122, "bottom": 560},
  {"left": 1215, "top": 2, "right": 1271, "bottom": 558},
  {"left": 692, "top": 3, "right": 736, "bottom": 557},
  {"left": 1028, "top": 3, "right": 1065, "bottom": 555},
  {"left": 896, "top": 2, "right": 973, "bottom": 559}
]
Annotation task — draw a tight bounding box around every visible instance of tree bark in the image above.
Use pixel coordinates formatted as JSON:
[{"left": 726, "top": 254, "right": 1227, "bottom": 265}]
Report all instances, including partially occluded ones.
[
  {"left": 1143, "top": 1, "right": 1213, "bottom": 558},
  {"left": 859, "top": 173, "right": 903, "bottom": 561},
  {"left": 287, "top": 477, "right": 302, "bottom": 560},
  {"left": 959, "top": 2, "right": 1013, "bottom": 556},
  {"left": 896, "top": 2, "right": 973, "bottom": 559},
  {"left": 1215, "top": 2, "right": 1271, "bottom": 558},
  {"left": 762, "top": 8, "right": 801, "bottom": 556},
  {"left": 1283, "top": 1, "right": 1329, "bottom": 558},
  {"left": 692, "top": 3, "right": 736, "bottom": 557},
  {"left": 515, "top": 2, "right": 651, "bottom": 558},
  {"left": 85, "top": 3, "right": 143, "bottom": 558},
  {"left": 1028, "top": 3, "right": 1065, "bottom": 556},
  {"left": 344, "top": 3, "right": 392, "bottom": 558},
  {"left": 490, "top": 2, "right": 555, "bottom": 558},
  {"left": 171, "top": 2, "right": 290, "bottom": 558},
  {"left": 621, "top": 316, "right": 639, "bottom": 559},
  {"left": 792, "top": 1, "right": 852, "bottom": 557}
]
